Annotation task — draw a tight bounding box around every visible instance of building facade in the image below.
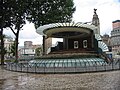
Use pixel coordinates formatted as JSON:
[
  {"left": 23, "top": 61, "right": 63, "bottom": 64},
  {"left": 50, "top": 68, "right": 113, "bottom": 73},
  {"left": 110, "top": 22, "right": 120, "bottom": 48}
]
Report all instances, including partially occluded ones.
[
  {"left": 24, "top": 41, "right": 32, "bottom": 48},
  {"left": 111, "top": 20, "right": 120, "bottom": 58},
  {"left": 0, "top": 36, "right": 14, "bottom": 59},
  {"left": 101, "top": 34, "right": 112, "bottom": 51},
  {"left": 19, "top": 41, "right": 42, "bottom": 57}
]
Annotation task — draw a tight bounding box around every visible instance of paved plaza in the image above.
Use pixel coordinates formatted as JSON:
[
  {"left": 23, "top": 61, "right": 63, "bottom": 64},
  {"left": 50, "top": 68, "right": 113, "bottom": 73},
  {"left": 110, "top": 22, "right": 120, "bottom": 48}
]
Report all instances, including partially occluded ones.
[{"left": 0, "top": 65, "right": 120, "bottom": 90}]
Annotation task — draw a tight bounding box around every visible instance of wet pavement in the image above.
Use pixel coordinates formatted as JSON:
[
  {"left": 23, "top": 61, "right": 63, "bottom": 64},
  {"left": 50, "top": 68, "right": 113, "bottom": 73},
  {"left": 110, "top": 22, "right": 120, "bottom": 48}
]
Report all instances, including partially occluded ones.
[{"left": 0, "top": 65, "right": 120, "bottom": 90}]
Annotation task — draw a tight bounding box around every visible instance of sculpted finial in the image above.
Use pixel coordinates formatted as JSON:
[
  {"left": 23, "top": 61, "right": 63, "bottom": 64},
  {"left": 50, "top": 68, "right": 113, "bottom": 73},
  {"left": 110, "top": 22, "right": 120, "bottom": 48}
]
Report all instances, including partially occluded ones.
[{"left": 94, "top": 8, "right": 97, "bottom": 14}]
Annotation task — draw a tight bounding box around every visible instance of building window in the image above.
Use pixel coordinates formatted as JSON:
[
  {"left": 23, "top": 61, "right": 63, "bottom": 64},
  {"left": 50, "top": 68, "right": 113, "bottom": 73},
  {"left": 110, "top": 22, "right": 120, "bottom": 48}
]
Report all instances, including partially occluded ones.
[
  {"left": 74, "top": 41, "right": 78, "bottom": 49},
  {"left": 32, "top": 50, "right": 34, "bottom": 52},
  {"left": 83, "top": 40, "right": 87, "bottom": 48}
]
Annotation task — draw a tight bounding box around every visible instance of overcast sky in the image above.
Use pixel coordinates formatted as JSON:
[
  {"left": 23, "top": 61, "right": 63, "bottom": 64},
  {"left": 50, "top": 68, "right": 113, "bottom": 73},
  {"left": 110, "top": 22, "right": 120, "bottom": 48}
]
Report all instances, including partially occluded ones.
[{"left": 4, "top": 0, "right": 120, "bottom": 46}]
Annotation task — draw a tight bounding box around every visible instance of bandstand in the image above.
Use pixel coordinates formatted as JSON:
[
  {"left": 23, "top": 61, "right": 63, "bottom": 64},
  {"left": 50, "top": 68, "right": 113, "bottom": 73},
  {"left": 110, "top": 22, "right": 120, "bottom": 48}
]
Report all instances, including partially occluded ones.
[{"left": 24, "top": 22, "right": 112, "bottom": 73}]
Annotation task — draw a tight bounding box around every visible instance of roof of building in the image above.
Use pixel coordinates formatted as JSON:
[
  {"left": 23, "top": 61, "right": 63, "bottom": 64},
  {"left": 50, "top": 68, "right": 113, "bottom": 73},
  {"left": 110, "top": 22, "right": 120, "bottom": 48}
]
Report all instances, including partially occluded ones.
[
  {"left": 112, "top": 20, "right": 120, "bottom": 23},
  {"left": 36, "top": 22, "right": 97, "bottom": 38}
]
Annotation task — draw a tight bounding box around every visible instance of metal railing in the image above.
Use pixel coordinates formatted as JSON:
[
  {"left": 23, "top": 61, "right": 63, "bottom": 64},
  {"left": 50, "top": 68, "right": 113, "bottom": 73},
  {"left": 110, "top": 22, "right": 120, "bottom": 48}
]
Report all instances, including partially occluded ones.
[{"left": 5, "top": 59, "right": 120, "bottom": 74}]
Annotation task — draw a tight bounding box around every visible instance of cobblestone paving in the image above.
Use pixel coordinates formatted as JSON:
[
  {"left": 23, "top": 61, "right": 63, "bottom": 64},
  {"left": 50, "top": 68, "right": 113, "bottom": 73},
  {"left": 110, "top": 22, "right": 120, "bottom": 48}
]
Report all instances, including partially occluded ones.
[{"left": 0, "top": 65, "right": 120, "bottom": 90}]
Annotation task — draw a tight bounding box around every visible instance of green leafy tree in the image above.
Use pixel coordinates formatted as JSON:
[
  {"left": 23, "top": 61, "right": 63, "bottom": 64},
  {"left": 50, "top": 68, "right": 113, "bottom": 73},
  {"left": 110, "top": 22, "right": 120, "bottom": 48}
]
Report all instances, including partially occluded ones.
[
  {"left": 1, "top": 0, "right": 75, "bottom": 63},
  {"left": 0, "top": 0, "right": 30, "bottom": 63},
  {"left": 9, "top": 0, "right": 75, "bottom": 59},
  {"left": 0, "top": 0, "right": 13, "bottom": 64},
  {"left": 27, "top": 0, "right": 75, "bottom": 27},
  {"left": 35, "top": 47, "right": 42, "bottom": 56},
  {"left": 8, "top": 0, "right": 29, "bottom": 62}
]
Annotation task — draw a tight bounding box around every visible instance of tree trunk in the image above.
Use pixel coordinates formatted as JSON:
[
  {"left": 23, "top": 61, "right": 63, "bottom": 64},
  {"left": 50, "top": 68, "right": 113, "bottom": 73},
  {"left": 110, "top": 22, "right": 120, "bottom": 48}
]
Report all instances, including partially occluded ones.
[
  {"left": 42, "top": 36, "right": 45, "bottom": 55},
  {"left": 9, "top": 25, "right": 21, "bottom": 63},
  {"left": 14, "top": 31, "right": 19, "bottom": 63},
  {"left": 0, "top": 28, "right": 5, "bottom": 65}
]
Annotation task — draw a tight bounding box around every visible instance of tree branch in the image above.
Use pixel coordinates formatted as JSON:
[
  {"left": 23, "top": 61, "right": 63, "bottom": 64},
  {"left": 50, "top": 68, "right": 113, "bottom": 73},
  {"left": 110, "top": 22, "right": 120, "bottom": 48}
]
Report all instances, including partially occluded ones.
[
  {"left": 20, "top": 24, "right": 24, "bottom": 29},
  {"left": 9, "top": 26, "right": 16, "bottom": 36}
]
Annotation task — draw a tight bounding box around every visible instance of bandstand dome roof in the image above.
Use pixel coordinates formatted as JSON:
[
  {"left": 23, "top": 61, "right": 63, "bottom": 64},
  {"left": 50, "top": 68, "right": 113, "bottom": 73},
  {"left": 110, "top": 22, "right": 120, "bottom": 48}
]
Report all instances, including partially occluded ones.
[{"left": 36, "top": 22, "right": 97, "bottom": 38}]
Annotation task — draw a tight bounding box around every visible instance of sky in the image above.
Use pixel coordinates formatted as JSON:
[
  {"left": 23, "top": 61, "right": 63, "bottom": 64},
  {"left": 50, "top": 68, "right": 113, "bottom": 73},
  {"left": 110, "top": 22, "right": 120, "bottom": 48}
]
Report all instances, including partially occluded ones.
[{"left": 4, "top": 0, "right": 120, "bottom": 46}]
